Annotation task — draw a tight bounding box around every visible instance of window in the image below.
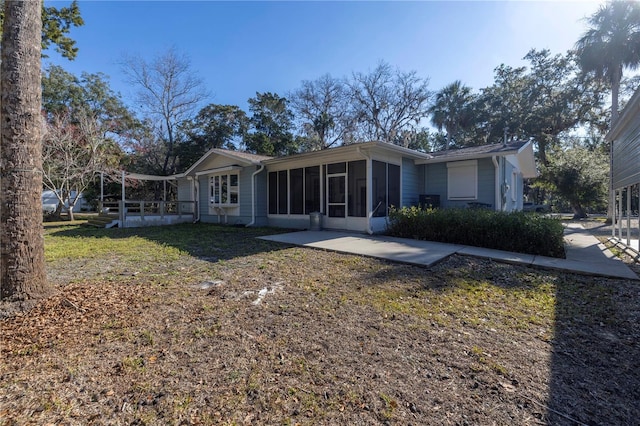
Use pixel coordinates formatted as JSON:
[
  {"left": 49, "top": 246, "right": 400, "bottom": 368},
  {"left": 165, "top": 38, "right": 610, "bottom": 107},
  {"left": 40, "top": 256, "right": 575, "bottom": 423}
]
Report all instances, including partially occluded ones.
[
  {"left": 447, "top": 160, "right": 477, "bottom": 200},
  {"left": 372, "top": 160, "right": 401, "bottom": 217},
  {"left": 304, "top": 166, "right": 320, "bottom": 213},
  {"left": 268, "top": 172, "right": 278, "bottom": 214},
  {"left": 210, "top": 172, "right": 240, "bottom": 205},
  {"left": 388, "top": 164, "right": 400, "bottom": 209},
  {"left": 269, "top": 167, "right": 322, "bottom": 216},
  {"left": 290, "top": 168, "right": 304, "bottom": 214},
  {"left": 278, "top": 170, "right": 288, "bottom": 214},
  {"left": 348, "top": 160, "right": 366, "bottom": 217}
]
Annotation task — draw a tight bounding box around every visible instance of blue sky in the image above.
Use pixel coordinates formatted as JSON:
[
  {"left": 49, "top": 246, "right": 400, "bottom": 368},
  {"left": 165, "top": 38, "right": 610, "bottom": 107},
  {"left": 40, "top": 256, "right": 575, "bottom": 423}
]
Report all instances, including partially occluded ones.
[{"left": 45, "top": 1, "right": 604, "bottom": 113}]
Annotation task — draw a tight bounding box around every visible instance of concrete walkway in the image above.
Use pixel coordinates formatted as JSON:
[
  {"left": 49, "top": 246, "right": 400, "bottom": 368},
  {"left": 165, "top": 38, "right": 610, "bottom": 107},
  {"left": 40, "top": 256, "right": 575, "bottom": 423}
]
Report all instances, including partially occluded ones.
[{"left": 259, "top": 223, "right": 638, "bottom": 280}]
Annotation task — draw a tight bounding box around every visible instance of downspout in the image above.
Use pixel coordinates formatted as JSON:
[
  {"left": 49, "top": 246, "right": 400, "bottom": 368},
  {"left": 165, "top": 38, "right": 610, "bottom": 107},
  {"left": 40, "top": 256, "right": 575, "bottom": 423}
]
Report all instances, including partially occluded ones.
[
  {"left": 501, "top": 156, "right": 508, "bottom": 211},
  {"left": 492, "top": 156, "right": 501, "bottom": 211},
  {"left": 193, "top": 176, "right": 200, "bottom": 223},
  {"left": 246, "top": 164, "right": 265, "bottom": 227},
  {"left": 357, "top": 147, "right": 374, "bottom": 235}
]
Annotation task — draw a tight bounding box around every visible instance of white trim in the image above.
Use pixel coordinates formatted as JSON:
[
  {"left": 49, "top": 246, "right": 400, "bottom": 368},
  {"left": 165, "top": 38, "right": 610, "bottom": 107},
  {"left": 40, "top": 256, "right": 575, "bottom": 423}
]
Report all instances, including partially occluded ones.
[
  {"left": 195, "top": 165, "right": 243, "bottom": 177},
  {"left": 209, "top": 171, "right": 240, "bottom": 209},
  {"left": 124, "top": 172, "right": 178, "bottom": 181}
]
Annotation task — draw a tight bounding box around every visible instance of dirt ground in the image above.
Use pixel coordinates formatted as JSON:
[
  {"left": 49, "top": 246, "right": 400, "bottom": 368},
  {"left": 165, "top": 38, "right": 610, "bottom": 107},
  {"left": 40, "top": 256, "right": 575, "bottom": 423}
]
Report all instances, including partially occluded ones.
[{"left": 1, "top": 221, "right": 639, "bottom": 425}]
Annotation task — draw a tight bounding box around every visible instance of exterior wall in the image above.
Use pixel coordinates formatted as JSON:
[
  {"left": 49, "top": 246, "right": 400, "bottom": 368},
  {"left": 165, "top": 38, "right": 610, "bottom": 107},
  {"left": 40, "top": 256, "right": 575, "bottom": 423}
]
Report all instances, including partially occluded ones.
[
  {"left": 402, "top": 157, "right": 423, "bottom": 207},
  {"left": 253, "top": 167, "right": 269, "bottom": 227},
  {"left": 423, "top": 158, "right": 495, "bottom": 209},
  {"left": 176, "top": 178, "right": 194, "bottom": 213},
  {"left": 423, "top": 163, "right": 448, "bottom": 206},
  {"left": 239, "top": 167, "right": 254, "bottom": 219},
  {"left": 611, "top": 118, "right": 640, "bottom": 189},
  {"left": 502, "top": 160, "right": 522, "bottom": 212},
  {"left": 198, "top": 167, "right": 254, "bottom": 225},
  {"left": 477, "top": 158, "right": 496, "bottom": 208}
]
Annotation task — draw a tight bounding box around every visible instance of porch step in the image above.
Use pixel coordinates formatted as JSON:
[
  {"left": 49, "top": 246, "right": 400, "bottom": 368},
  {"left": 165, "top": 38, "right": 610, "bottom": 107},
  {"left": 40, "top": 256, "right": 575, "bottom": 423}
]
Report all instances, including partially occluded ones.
[{"left": 86, "top": 213, "right": 119, "bottom": 228}]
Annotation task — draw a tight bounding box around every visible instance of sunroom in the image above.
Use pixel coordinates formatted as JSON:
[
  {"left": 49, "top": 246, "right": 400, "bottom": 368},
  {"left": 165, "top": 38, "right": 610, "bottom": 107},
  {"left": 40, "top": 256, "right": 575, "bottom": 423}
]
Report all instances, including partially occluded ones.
[{"left": 262, "top": 142, "right": 432, "bottom": 233}]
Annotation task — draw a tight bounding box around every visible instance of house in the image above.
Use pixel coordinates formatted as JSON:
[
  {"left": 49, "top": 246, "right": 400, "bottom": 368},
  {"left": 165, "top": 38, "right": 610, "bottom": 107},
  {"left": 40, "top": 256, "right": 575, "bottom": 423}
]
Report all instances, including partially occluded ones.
[
  {"left": 174, "top": 140, "right": 537, "bottom": 233},
  {"left": 606, "top": 87, "right": 640, "bottom": 250}
]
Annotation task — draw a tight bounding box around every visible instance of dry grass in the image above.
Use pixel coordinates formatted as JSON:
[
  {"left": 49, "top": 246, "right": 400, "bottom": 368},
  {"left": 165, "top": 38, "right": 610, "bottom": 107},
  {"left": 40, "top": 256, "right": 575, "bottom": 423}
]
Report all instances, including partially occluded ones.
[{"left": 1, "top": 223, "right": 639, "bottom": 425}]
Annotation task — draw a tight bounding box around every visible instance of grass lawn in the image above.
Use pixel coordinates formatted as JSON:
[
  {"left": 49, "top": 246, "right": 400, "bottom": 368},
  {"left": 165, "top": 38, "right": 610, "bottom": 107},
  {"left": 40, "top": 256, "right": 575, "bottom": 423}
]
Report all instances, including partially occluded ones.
[{"left": 1, "top": 223, "right": 639, "bottom": 425}]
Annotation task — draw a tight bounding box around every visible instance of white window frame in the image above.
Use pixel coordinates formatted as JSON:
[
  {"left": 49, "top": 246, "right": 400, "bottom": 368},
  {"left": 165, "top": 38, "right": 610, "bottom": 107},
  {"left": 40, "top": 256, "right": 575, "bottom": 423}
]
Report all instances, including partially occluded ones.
[
  {"left": 447, "top": 160, "right": 478, "bottom": 200},
  {"left": 210, "top": 172, "right": 239, "bottom": 206}
]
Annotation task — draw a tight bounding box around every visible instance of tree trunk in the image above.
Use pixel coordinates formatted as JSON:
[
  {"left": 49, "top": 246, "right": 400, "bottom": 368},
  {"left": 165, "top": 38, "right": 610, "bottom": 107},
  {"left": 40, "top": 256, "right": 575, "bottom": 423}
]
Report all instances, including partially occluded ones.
[
  {"left": 0, "top": 0, "right": 49, "bottom": 301},
  {"left": 571, "top": 203, "right": 587, "bottom": 220},
  {"left": 607, "top": 66, "right": 623, "bottom": 224}
]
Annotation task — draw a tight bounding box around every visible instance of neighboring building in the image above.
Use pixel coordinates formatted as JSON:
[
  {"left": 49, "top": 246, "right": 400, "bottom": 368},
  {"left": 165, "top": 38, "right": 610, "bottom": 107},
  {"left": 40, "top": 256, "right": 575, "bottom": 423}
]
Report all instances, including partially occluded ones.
[
  {"left": 174, "top": 140, "right": 536, "bottom": 233},
  {"left": 42, "top": 190, "right": 91, "bottom": 214},
  {"left": 606, "top": 88, "right": 640, "bottom": 249}
]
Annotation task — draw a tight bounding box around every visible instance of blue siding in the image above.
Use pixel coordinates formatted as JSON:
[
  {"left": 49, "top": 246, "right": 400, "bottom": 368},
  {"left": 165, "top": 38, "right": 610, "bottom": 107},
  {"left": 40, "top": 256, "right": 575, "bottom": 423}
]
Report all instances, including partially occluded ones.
[
  {"left": 239, "top": 167, "right": 254, "bottom": 218},
  {"left": 198, "top": 167, "right": 257, "bottom": 225},
  {"left": 424, "top": 163, "right": 448, "bottom": 207},
  {"left": 423, "top": 159, "right": 496, "bottom": 209},
  {"left": 477, "top": 158, "right": 496, "bottom": 208},
  {"left": 254, "top": 168, "right": 269, "bottom": 226},
  {"left": 402, "top": 157, "right": 423, "bottom": 207},
  {"left": 176, "top": 178, "right": 194, "bottom": 213}
]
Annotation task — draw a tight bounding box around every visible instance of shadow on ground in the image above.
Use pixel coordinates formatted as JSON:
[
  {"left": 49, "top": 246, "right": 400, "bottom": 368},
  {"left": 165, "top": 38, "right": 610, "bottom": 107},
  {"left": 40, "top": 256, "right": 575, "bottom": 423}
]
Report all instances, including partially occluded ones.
[
  {"left": 548, "top": 275, "right": 640, "bottom": 425},
  {"left": 43, "top": 223, "right": 640, "bottom": 424},
  {"left": 46, "top": 222, "right": 295, "bottom": 263}
]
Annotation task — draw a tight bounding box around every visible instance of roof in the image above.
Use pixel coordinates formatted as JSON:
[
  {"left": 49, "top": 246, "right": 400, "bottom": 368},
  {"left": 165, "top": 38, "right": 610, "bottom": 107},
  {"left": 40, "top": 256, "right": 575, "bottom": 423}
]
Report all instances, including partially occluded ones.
[
  {"left": 425, "top": 141, "right": 530, "bottom": 162},
  {"left": 181, "top": 148, "right": 273, "bottom": 176},
  {"left": 607, "top": 86, "right": 640, "bottom": 142},
  {"left": 417, "top": 140, "right": 537, "bottom": 178},
  {"left": 212, "top": 149, "right": 272, "bottom": 164},
  {"left": 263, "top": 141, "right": 433, "bottom": 165}
]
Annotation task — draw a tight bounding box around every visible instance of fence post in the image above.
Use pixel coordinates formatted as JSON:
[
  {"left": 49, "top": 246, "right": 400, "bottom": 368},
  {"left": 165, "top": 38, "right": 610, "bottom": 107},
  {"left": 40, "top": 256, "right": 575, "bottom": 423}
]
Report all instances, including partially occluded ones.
[{"left": 119, "top": 200, "right": 125, "bottom": 228}]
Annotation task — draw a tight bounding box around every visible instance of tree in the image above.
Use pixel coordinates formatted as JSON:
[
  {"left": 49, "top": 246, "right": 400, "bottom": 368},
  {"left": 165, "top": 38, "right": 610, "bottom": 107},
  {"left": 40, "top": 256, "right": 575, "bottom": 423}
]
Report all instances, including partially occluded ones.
[
  {"left": 521, "top": 49, "right": 604, "bottom": 165},
  {"left": 1, "top": 0, "right": 84, "bottom": 59},
  {"left": 429, "top": 80, "right": 475, "bottom": 150},
  {"left": 121, "top": 47, "right": 209, "bottom": 175},
  {"left": 41, "top": 66, "right": 136, "bottom": 218},
  {"left": 176, "top": 104, "right": 248, "bottom": 170},
  {"left": 465, "top": 50, "right": 605, "bottom": 164},
  {"left": 541, "top": 146, "right": 609, "bottom": 219},
  {"left": 289, "top": 74, "right": 353, "bottom": 151},
  {"left": 575, "top": 1, "right": 640, "bottom": 124},
  {"left": 42, "top": 65, "right": 137, "bottom": 137},
  {"left": 42, "top": 111, "right": 123, "bottom": 221},
  {"left": 349, "top": 61, "right": 431, "bottom": 144},
  {"left": 245, "top": 92, "right": 298, "bottom": 156},
  {"left": 1, "top": 0, "right": 47, "bottom": 301}
]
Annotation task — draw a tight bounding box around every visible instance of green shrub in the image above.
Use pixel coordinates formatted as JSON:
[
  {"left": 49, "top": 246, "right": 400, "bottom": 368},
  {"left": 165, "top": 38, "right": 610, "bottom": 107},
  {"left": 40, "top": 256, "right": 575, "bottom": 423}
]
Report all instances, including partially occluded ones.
[{"left": 386, "top": 206, "right": 565, "bottom": 258}]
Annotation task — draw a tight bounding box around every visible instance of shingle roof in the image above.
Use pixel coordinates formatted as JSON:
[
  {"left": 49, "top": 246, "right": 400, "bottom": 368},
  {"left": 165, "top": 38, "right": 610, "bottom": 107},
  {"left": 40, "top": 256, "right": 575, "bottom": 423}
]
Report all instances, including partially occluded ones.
[
  {"left": 427, "top": 141, "right": 529, "bottom": 161},
  {"left": 210, "top": 148, "right": 273, "bottom": 163}
]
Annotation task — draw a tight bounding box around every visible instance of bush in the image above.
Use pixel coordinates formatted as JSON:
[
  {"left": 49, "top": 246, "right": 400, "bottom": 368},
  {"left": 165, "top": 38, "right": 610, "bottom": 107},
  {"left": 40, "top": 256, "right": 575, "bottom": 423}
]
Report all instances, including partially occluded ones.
[{"left": 387, "top": 206, "right": 565, "bottom": 258}]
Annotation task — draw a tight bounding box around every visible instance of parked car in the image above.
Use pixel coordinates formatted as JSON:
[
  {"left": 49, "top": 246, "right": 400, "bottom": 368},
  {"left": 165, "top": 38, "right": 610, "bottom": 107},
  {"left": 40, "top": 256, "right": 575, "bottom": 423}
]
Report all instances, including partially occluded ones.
[{"left": 523, "top": 202, "right": 550, "bottom": 213}]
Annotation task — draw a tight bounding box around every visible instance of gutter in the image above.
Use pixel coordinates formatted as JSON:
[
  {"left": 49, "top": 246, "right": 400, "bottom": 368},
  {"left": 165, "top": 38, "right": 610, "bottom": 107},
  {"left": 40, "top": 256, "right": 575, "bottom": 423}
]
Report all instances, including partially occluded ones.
[
  {"left": 357, "top": 146, "right": 374, "bottom": 235},
  {"left": 246, "top": 164, "right": 265, "bottom": 227}
]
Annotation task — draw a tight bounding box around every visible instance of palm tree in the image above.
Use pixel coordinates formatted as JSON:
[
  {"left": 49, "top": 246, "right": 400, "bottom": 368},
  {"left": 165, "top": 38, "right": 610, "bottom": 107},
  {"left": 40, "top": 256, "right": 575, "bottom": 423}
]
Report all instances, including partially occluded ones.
[
  {"left": 575, "top": 1, "right": 640, "bottom": 124},
  {"left": 429, "top": 80, "right": 474, "bottom": 150},
  {"left": 1, "top": 0, "right": 49, "bottom": 301}
]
